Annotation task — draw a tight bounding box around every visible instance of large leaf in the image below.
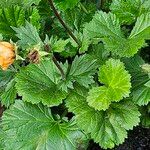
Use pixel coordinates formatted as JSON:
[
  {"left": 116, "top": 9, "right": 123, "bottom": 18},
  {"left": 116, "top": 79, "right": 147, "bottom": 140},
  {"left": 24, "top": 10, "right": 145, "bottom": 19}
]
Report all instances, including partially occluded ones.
[
  {"left": 2, "top": 100, "right": 85, "bottom": 150},
  {"left": 12, "top": 21, "right": 42, "bottom": 49},
  {"left": 1, "top": 79, "right": 17, "bottom": 107},
  {"left": 66, "top": 85, "right": 140, "bottom": 149},
  {"left": 87, "top": 59, "right": 131, "bottom": 111},
  {"left": 15, "top": 59, "right": 66, "bottom": 106},
  {"left": 84, "top": 11, "right": 150, "bottom": 57}
]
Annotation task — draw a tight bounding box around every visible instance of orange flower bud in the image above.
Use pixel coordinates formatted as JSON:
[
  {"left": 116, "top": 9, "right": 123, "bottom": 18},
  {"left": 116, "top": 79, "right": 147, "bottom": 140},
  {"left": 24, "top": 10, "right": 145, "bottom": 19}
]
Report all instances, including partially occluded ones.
[{"left": 0, "top": 41, "right": 15, "bottom": 70}]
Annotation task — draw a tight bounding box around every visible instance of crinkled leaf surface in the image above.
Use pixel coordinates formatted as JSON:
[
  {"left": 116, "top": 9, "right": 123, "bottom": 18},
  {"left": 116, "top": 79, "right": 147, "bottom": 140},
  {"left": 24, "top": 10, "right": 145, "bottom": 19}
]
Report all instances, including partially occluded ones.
[
  {"left": 66, "top": 85, "right": 140, "bottom": 149},
  {"left": 84, "top": 11, "right": 150, "bottom": 57},
  {"left": 110, "top": 0, "right": 141, "bottom": 24},
  {"left": 87, "top": 86, "right": 111, "bottom": 111},
  {"left": 87, "top": 59, "right": 131, "bottom": 111},
  {"left": 2, "top": 100, "right": 85, "bottom": 150},
  {"left": 1, "top": 79, "right": 16, "bottom": 107},
  {"left": 15, "top": 59, "right": 66, "bottom": 106}
]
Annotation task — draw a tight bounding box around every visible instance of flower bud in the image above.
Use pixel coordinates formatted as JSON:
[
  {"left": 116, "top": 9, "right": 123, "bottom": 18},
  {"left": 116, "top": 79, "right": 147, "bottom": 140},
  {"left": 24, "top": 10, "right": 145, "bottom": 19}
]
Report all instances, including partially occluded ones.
[{"left": 0, "top": 41, "right": 15, "bottom": 70}]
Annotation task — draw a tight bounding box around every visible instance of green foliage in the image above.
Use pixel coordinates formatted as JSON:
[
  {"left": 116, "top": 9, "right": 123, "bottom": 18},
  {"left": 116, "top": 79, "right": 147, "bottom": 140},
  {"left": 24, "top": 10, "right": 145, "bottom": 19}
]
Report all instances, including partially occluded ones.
[
  {"left": 12, "top": 21, "right": 42, "bottom": 49},
  {"left": 1, "top": 79, "right": 16, "bottom": 107},
  {"left": 0, "top": 0, "right": 41, "bottom": 8},
  {"left": 15, "top": 59, "right": 66, "bottom": 106},
  {"left": 0, "top": 70, "right": 15, "bottom": 95},
  {"left": 66, "top": 85, "right": 140, "bottom": 149},
  {"left": 0, "top": 6, "right": 41, "bottom": 39},
  {"left": 0, "top": 0, "right": 150, "bottom": 149},
  {"left": 54, "top": 0, "right": 79, "bottom": 11},
  {"left": 110, "top": 0, "right": 150, "bottom": 24},
  {"left": 123, "top": 56, "right": 150, "bottom": 106},
  {"left": 2, "top": 100, "right": 85, "bottom": 150},
  {"left": 87, "top": 59, "right": 131, "bottom": 111},
  {"left": 84, "top": 11, "right": 150, "bottom": 57}
]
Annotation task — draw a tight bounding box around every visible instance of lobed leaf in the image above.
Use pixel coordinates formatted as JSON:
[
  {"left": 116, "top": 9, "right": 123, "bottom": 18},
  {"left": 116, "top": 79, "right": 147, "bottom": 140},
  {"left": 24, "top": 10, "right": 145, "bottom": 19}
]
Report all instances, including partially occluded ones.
[
  {"left": 15, "top": 59, "right": 66, "bottom": 106},
  {"left": 2, "top": 100, "right": 85, "bottom": 150},
  {"left": 66, "top": 85, "right": 140, "bottom": 149}
]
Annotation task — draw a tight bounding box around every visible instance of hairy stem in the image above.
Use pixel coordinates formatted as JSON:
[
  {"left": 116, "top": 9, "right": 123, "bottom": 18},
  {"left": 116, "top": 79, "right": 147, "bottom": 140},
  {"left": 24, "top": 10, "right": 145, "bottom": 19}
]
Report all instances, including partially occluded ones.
[
  {"left": 44, "top": 44, "right": 65, "bottom": 80},
  {"left": 48, "top": 0, "right": 81, "bottom": 47}
]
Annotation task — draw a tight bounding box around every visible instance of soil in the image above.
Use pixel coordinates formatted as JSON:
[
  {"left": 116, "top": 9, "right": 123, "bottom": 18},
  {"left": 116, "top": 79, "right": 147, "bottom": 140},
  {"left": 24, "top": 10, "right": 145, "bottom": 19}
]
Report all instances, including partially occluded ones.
[{"left": 87, "top": 126, "right": 150, "bottom": 150}]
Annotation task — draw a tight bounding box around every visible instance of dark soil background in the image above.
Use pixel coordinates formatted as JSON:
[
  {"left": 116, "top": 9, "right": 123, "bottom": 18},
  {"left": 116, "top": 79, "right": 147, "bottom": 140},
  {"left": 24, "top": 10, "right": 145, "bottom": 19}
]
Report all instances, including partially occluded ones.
[{"left": 87, "top": 126, "right": 150, "bottom": 150}]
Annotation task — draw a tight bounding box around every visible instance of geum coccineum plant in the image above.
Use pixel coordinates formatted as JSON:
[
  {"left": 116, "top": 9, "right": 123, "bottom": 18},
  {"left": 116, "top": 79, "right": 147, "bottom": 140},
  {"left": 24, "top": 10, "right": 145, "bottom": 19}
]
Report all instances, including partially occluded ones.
[{"left": 0, "top": 0, "right": 150, "bottom": 149}]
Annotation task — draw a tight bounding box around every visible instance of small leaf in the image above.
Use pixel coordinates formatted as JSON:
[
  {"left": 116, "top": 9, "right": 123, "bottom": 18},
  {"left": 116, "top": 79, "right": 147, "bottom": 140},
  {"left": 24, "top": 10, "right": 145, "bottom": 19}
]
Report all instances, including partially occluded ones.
[
  {"left": 15, "top": 59, "right": 66, "bottom": 106},
  {"left": 87, "top": 86, "right": 111, "bottom": 111},
  {"left": 99, "top": 59, "right": 131, "bottom": 101},
  {"left": 12, "top": 21, "right": 43, "bottom": 49},
  {"left": 68, "top": 54, "right": 98, "bottom": 88},
  {"left": 2, "top": 100, "right": 85, "bottom": 150}
]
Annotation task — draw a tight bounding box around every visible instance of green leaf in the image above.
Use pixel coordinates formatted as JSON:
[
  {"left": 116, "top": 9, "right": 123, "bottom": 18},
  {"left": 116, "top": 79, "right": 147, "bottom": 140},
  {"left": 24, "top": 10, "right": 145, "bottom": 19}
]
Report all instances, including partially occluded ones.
[
  {"left": 87, "top": 59, "right": 131, "bottom": 111},
  {"left": 54, "top": 0, "right": 79, "bottom": 11},
  {"left": 1, "top": 79, "right": 16, "bottom": 108},
  {"left": 110, "top": 0, "right": 141, "bottom": 24},
  {"left": 140, "top": 0, "right": 150, "bottom": 15},
  {"left": 99, "top": 59, "right": 131, "bottom": 101},
  {"left": 58, "top": 54, "right": 98, "bottom": 92},
  {"left": 25, "top": 7, "right": 41, "bottom": 31},
  {"left": 66, "top": 85, "right": 140, "bottom": 149},
  {"left": 49, "top": 36, "right": 69, "bottom": 53},
  {"left": 2, "top": 100, "right": 85, "bottom": 150},
  {"left": 133, "top": 86, "right": 150, "bottom": 106},
  {"left": 0, "top": 128, "right": 5, "bottom": 150},
  {"left": 84, "top": 11, "right": 150, "bottom": 57},
  {"left": 0, "top": 0, "right": 41, "bottom": 8},
  {"left": 129, "top": 13, "right": 150, "bottom": 41},
  {"left": 123, "top": 55, "right": 150, "bottom": 106},
  {"left": 12, "top": 21, "right": 42, "bottom": 49},
  {"left": 68, "top": 54, "right": 98, "bottom": 88},
  {"left": 0, "top": 6, "right": 41, "bottom": 39},
  {"left": 15, "top": 59, "right": 66, "bottom": 106},
  {"left": 0, "top": 70, "right": 15, "bottom": 95},
  {"left": 140, "top": 105, "right": 150, "bottom": 128},
  {"left": 0, "top": 6, "right": 25, "bottom": 39},
  {"left": 87, "top": 86, "right": 111, "bottom": 111}
]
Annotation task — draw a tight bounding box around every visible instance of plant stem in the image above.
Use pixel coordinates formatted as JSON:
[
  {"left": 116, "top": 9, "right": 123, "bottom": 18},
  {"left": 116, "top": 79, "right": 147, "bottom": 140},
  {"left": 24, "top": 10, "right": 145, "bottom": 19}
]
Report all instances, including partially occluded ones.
[
  {"left": 44, "top": 44, "right": 65, "bottom": 80},
  {"left": 52, "top": 56, "right": 65, "bottom": 80},
  {"left": 48, "top": 0, "right": 81, "bottom": 47}
]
